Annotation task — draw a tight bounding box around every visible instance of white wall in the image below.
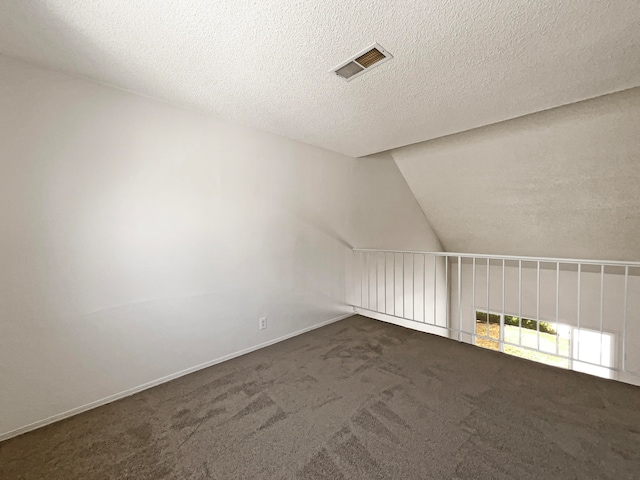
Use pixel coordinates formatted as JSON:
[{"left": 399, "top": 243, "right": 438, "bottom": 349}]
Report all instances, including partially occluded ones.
[
  {"left": 345, "top": 152, "right": 448, "bottom": 335},
  {"left": 392, "top": 87, "right": 640, "bottom": 260},
  {"left": 449, "top": 259, "right": 640, "bottom": 385},
  {"left": 0, "top": 55, "right": 442, "bottom": 439}
]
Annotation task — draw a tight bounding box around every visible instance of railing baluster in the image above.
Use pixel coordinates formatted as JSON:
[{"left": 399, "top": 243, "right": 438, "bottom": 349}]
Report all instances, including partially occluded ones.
[
  {"left": 393, "top": 253, "right": 396, "bottom": 316},
  {"left": 458, "top": 256, "right": 462, "bottom": 341},
  {"left": 537, "top": 260, "right": 540, "bottom": 352},
  {"left": 376, "top": 252, "right": 379, "bottom": 312},
  {"left": 412, "top": 254, "right": 415, "bottom": 320},
  {"left": 486, "top": 258, "right": 490, "bottom": 341},
  {"left": 556, "top": 262, "right": 560, "bottom": 355},
  {"left": 384, "top": 253, "right": 387, "bottom": 314},
  {"left": 433, "top": 255, "right": 437, "bottom": 326},
  {"left": 445, "top": 256, "right": 449, "bottom": 327},
  {"left": 600, "top": 265, "right": 605, "bottom": 367},
  {"left": 423, "top": 254, "right": 426, "bottom": 323},
  {"left": 576, "top": 263, "right": 582, "bottom": 362},
  {"left": 472, "top": 257, "right": 476, "bottom": 339},
  {"left": 402, "top": 254, "right": 405, "bottom": 318},
  {"left": 501, "top": 259, "right": 505, "bottom": 349},
  {"left": 367, "top": 252, "right": 371, "bottom": 310},
  {"left": 623, "top": 266, "right": 628, "bottom": 372},
  {"left": 360, "top": 251, "right": 363, "bottom": 308},
  {"left": 519, "top": 260, "right": 522, "bottom": 346}
]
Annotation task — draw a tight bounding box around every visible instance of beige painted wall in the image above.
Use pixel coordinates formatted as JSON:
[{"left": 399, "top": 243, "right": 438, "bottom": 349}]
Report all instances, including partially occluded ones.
[
  {"left": 0, "top": 55, "right": 442, "bottom": 438},
  {"left": 392, "top": 87, "right": 640, "bottom": 261}
]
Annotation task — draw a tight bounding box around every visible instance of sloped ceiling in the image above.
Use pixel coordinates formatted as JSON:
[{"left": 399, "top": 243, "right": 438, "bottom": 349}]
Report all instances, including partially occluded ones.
[
  {"left": 0, "top": 1, "right": 639, "bottom": 157},
  {"left": 391, "top": 87, "right": 640, "bottom": 261}
]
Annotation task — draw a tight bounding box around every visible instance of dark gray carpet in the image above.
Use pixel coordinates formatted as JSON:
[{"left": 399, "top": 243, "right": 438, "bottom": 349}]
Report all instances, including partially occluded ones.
[{"left": 1, "top": 315, "right": 639, "bottom": 479}]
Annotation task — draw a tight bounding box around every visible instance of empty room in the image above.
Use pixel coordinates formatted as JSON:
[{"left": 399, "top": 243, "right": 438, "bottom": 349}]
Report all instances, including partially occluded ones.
[{"left": 1, "top": 1, "right": 639, "bottom": 479}]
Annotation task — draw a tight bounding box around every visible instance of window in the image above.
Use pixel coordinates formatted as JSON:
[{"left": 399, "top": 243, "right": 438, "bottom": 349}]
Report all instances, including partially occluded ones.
[
  {"left": 572, "top": 328, "right": 613, "bottom": 379},
  {"left": 475, "top": 311, "right": 570, "bottom": 369},
  {"left": 475, "top": 311, "right": 614, "bottom": 376}
]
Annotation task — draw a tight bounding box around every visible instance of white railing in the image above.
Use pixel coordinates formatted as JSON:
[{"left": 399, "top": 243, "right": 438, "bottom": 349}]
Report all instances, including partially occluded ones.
[{"left": 351, "top": 249, "right": 640, "bottom": 384}]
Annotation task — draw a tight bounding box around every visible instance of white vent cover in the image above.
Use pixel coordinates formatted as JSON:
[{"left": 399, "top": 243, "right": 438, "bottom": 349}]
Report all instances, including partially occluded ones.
[{"left": 331, "top": 43, "right": 393, "bottom": 82}]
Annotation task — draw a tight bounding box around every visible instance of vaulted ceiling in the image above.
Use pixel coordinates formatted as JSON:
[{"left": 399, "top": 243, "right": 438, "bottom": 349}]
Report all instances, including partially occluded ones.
[
  {"left": 391, "top": 88, "right": 640, "bottom": 261},
  {"left": 0, "top": 1, "right": 638, "bottom": 157}
]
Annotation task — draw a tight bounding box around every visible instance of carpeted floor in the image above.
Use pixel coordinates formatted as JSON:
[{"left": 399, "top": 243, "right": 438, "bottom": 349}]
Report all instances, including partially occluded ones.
[{"left": 1, "top": 314, "right": 639, "bottom": 479}]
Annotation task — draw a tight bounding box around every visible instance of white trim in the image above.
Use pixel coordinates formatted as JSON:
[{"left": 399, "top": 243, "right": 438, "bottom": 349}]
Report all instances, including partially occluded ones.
[
  {"left": 0, "top": 312, "right": 353, "bottom": 443},
  {"left": 354, "top": 307, "right": 450, "bottom": 339},
  {"left": 352, "top": 249, "right": 640, "bottom": 267}
]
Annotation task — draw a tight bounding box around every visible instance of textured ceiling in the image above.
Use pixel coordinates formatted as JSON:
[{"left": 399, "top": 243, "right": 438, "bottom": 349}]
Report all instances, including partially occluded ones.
[
  {"left": 0, "top": 1, "right": 639, "bottom": 157},
  {"left": 391, "top": 88, "right": 640, "bottom": 261}
]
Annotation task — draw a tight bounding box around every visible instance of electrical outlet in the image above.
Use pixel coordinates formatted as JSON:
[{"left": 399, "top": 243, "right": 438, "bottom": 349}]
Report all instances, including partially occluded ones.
[{"left": 259, "top": 317, "right": 267, "bottom": 330}]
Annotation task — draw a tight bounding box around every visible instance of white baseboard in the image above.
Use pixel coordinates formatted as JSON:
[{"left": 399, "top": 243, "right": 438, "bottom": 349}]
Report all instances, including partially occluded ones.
[
  {"left": 354, "top": 307, "right": 450, "bottom": 338},
  {"left": 0, "top": 312, "right": 353, "bottom": 443}
]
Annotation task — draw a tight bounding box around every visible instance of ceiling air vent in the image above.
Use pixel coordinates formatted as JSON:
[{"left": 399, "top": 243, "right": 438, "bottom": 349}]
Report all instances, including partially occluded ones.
[{"left": 331, "top": 43, "right": 393, "bottom": 82}]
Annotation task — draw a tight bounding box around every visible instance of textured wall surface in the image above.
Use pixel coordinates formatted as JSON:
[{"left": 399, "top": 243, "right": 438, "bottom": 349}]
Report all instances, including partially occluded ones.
[
  {"left": 392, "top": 88, "right": 640, "bottom": 261},
  {"left": 0, "top": 1, "right": 638, "bottom": 156},
  {"left": 0, "top": 56, "right": 441, "bottom": 438}
]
